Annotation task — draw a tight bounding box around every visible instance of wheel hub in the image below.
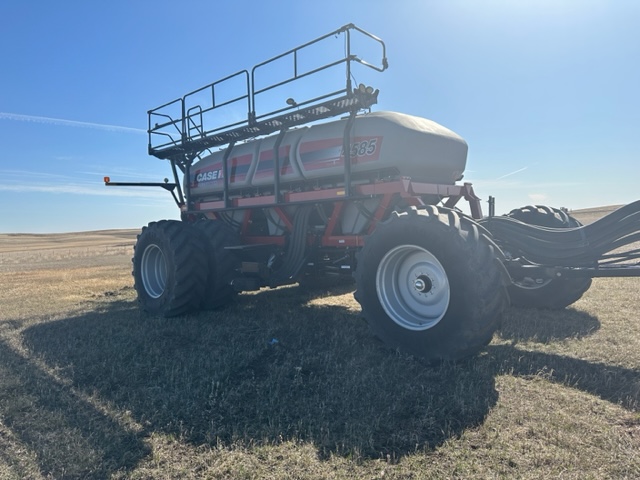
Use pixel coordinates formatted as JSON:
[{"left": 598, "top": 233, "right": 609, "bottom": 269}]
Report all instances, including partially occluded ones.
[
  {"left": 376, "top": 245, "right": 450, "bottom": 331},
  {"left": 413, "top": 275, "right": 433, "bottom": 293}
]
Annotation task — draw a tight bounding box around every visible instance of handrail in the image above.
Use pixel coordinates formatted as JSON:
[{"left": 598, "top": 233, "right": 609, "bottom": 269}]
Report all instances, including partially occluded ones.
[
  {"left": 250, "top": 23, "right": 387, "bottom": 123},
  {"left": 147, "top": 24, "right": 387, "bottom": 159}
]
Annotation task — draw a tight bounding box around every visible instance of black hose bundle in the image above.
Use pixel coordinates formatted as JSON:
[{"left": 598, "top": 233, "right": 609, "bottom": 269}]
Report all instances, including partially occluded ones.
[
  {"left": 480, "top": 200, "right": 640, "bottom": 267},
  {"left": 271, "top": 205, "right": 315, "bottom": 284}
]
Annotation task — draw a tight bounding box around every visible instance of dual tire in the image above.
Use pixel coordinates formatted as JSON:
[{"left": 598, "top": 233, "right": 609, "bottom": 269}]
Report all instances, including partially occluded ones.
[
  {"left": 192, "top": 220, "right": 240, "bottom": 310},
  {"left": 132, "top": 220, "right": 238, "bottom": 317}
]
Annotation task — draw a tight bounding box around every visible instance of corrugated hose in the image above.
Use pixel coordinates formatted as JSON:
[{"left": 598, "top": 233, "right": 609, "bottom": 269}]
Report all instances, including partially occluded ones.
[{"left": 480, "top": 200, "right": 640, "bottom": 267}]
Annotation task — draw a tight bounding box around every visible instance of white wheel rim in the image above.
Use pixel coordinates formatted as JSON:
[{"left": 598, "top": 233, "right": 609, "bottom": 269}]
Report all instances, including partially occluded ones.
[
  {"left": 376, "top": 245, "right": 450, "bottom": 331},
  {"left": 141, "top": 244, "right": 167, "bottom": 299}
]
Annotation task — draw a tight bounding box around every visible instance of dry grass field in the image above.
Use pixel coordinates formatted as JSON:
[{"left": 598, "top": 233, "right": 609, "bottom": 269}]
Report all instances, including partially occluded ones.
[{"left": 0, "top": 207, "right": 638, "bottom": 479}]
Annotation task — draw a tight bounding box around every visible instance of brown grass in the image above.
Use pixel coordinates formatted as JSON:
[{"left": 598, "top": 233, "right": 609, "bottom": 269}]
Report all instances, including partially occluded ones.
[{"left": 0, "top": 211, "right": 638, "bottom": 479}]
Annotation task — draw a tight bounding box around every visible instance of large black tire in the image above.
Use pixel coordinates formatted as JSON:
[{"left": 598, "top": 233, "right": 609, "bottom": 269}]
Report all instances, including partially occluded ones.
[
  {"left": 504, "top": 205, "right": 592, "bottom": 309},
  {"left": 193, "top": 220, "right": 240, "bottom": 310},
  {"left": 132, "top": 220, "right": 208, "bottom": 317},
  {"left": 354, "top": 206, "right": 508, "bottom": 362}
]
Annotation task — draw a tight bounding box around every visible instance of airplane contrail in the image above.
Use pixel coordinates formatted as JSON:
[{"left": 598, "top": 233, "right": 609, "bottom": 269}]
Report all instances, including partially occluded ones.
[
  {"left": 0, "top": 112, "right": 146, "bottom": 134},
  {"left": 495, "top": 166, "right": 528, "bottom": 180}
]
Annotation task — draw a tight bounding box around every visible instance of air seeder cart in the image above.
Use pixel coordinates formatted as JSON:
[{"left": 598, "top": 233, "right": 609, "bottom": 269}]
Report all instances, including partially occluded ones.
[{"left": 107, "top": 24, "right": 640, "bottom": 362}]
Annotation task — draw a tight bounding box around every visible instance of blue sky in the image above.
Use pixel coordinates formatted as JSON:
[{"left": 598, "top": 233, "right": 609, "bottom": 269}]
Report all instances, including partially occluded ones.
[{"left": 1, "top": 0, "right": 638, "bottom": 233}]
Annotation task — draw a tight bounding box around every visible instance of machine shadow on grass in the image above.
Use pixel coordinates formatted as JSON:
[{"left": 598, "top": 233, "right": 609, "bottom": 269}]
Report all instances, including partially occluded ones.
[
  {"left": 19, "top": 286, "right": 638, "bottom": 472},
  {"left": 0, "top": 322, "right": 150, "bottom": 480},
  {"left": 499, "top": 306, "right": 601, "bottom": 344}
]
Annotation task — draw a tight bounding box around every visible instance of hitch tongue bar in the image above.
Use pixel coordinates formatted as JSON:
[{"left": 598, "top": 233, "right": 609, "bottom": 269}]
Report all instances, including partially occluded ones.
[{"left": 104, "top": 176, "right": 183, "bottom": 208}]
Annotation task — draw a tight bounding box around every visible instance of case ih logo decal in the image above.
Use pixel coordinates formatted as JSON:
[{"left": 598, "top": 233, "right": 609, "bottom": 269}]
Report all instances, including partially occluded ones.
[
  {"left": 192, "top": 153, "right": 253, "bottom": 187},
  {"left": 196, "top": 170, "right": 223, "bottom": 182},
  {"left": 299, "top": 136, "right": 382, "bottom": 171}
]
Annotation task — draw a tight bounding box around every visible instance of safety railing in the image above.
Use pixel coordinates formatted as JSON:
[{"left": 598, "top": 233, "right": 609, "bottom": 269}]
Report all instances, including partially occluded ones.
[{"left": 147, "top": 23, "right": 387, "bottom": 160}]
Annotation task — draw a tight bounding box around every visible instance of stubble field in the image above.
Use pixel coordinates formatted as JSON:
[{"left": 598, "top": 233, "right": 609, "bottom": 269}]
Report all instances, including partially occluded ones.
[{"left": 0, "top": 207, "right": 638, "bottom": 479}]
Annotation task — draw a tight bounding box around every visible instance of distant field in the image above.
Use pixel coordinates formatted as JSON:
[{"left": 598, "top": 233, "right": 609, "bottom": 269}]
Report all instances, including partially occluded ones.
[
  {"left": 0, "top": 229, "right": 138, "bottom": 271},
  {"left": 0, "top": 206, "right": 638, "bottom": 479},
  {"left": 569, "top": 205, "right": 623, "bottom": 225},
  {"left": 0, "top": 229, "right": 139, "bottom": 252}
]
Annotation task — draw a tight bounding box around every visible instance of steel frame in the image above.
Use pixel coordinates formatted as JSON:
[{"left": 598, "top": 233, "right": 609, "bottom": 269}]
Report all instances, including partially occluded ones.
[{"left": 194, "top": 179, "right": 483, "bottom": 249}]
